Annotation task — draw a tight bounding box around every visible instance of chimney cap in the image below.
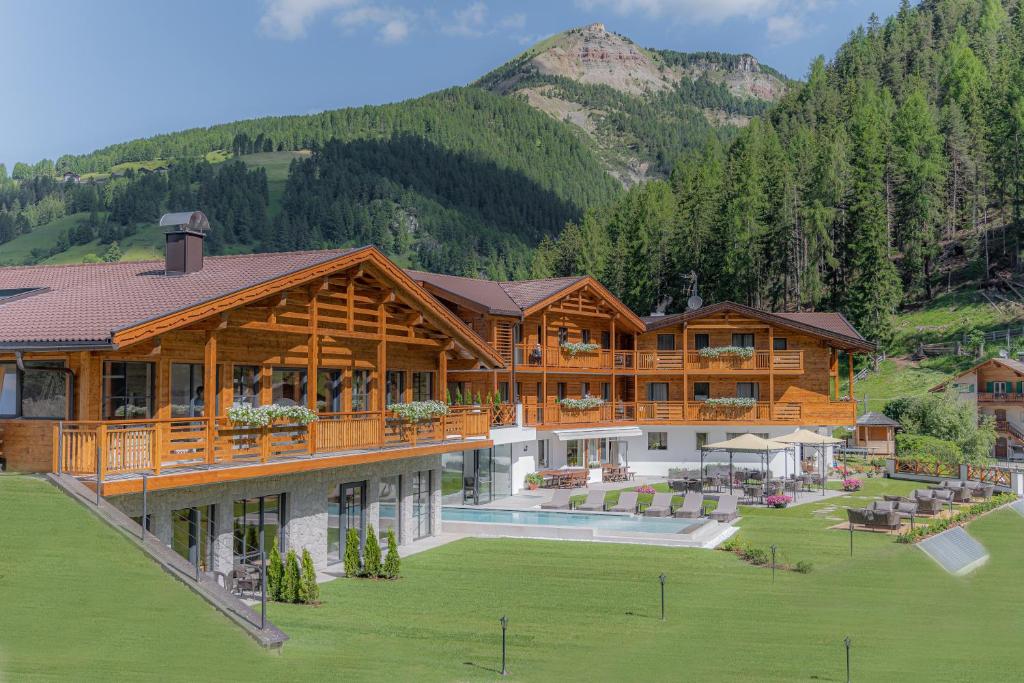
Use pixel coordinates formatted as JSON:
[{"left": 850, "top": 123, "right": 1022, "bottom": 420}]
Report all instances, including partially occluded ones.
[{"left": 160, "top": 211, "right": 210, "bottom": 233}]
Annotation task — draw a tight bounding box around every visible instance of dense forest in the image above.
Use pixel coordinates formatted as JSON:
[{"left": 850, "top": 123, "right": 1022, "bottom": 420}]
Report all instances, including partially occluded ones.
[{"left": 532, "top": 0, "right": 1024, "bottom": 349}]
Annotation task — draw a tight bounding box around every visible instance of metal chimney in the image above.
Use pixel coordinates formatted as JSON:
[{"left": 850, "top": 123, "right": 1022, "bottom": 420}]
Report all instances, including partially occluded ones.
[{"left": 160, "top": 211, "right": 210, "bottom": 275}]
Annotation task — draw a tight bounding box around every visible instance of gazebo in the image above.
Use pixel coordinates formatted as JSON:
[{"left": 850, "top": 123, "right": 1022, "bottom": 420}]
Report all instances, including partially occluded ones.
[
  {"left": 775, "top": 429, "right": 844, "bottom": 496},
  {"left": 700, "top": 434, "right": 793, "bottom": 494}
]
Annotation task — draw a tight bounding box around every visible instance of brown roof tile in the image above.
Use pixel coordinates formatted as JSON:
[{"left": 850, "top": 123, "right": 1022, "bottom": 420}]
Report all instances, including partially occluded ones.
[
  {"left": 0, "top": 249, "right": 358, "bottom": 346},
  {"left": 498, "top": 277, "right": 584, "bottom": 310},
  {"left": 405, "top": 270, "right": 521, "bottom": 316}
]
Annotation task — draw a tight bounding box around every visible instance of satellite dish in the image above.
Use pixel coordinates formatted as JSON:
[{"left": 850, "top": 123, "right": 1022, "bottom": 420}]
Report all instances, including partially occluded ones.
[{"left": 687, "top": 295, "right": 703, "bottom": 311}]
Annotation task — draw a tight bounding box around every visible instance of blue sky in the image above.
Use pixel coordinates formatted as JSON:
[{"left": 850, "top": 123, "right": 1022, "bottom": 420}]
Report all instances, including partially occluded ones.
[{"left": 0, "top": 0, "right": 902, "bottom": 167}]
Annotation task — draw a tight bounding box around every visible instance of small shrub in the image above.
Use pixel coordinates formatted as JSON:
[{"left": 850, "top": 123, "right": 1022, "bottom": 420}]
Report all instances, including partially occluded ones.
[
  {"left": 298, "top": 548, "right": 320, "bottom": 604},
  {"left": 282, "top": 550, "right": 301, "bottom": 603},
  {"left": 364, "top": 525, "right": 382, "bottom": 578},
  {"left": 720, "top": 538, "right": 740, "bottom": 552},
  {"left": 794, "top": 560, "right": 814, "bottom": 574},
  {"left": 343, "top": 528, "right": 362, "bottom": 577},
  {"left": 383, "top": 529, "right": 401, "bottom": 579},
  {"left": 267, "top": 537, "right": 283, "bottom": 601},
  {"left": 743, "top": 546, "right": 769, "bottom": 565}
]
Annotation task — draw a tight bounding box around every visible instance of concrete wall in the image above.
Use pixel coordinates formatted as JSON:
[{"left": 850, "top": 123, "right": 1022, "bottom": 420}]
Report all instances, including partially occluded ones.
[{"left": 107, "top": 455, "right": 441, "bottom": 573}]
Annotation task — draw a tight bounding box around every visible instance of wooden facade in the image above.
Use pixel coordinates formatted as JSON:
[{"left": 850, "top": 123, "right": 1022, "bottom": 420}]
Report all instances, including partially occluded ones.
[{"left": 0, "top": 249, "right": 499, "bottom": 491}]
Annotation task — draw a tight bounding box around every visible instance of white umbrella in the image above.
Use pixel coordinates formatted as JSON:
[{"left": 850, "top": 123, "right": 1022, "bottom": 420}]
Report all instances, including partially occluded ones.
[
  {"left": 775, "top": 429, "right": 843, "bottom": 495},
  {"left": 701, "top": 434, "right": 793, "bottom": 495}
]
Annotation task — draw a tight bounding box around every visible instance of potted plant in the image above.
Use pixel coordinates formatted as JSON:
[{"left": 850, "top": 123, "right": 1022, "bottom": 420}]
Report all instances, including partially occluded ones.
[
  {"left": 587, "top": 460, "right": 601, "bottom": 469},
  {"left": 842, "top": 477, "right": 862, "bottom": 492},
  {"left": 765, "top": 494, "right": 792, "bottom": 509},
  {"left": 524, "top": 472, "right": 543, "bottom": 491}
]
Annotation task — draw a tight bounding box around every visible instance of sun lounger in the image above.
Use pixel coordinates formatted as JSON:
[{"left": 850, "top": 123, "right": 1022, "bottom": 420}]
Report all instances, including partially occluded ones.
[
  {"left": 576, "top": 489, "right": 607, "bottom": 512},
  {"left": 643, "top": 492, "right": 675, "bottom": 517},
  {"left": 673, "top": 492, "right": 704, "bottom": 519},
  {"left": 541, "top": 489, "right": 572, "bottom": 510},
  {"left": 710, "top": 494, "right": 739, "bottom": 522},
  {"left": 609, "top": 491, "right": 639, "bottom": 514}
]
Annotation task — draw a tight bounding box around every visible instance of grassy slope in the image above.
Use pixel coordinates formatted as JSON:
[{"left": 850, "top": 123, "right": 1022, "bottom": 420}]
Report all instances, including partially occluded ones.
[
  {"left": 891, "top": 289, "right": 1020, "bottom": 355},
  {"left": 4, "top": 474, "right": 1023, "bottom": 681}
]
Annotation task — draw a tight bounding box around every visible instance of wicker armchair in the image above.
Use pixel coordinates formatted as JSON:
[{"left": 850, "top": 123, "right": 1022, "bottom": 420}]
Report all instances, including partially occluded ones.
[
  {"left": 846, "top": 507, "right": 873, "bottom": 527},
  {"left": 913, "top": 490, "right": 944, "bottom": 515}
]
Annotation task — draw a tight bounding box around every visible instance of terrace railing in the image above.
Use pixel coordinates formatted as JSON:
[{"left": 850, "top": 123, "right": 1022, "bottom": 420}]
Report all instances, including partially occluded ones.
[{"left": 54, "top": 406, "right": 491, "bottom": 479}]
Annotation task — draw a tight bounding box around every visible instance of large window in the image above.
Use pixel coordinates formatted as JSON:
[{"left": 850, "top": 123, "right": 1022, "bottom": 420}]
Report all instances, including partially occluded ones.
[
  {"left": 558, "top": 327, "right": 569, "bottom": 345},
  {"left": 352, "top": 369, "right": 371, "bottom": 411},
  {"left": 537, "top": 440, "right": 548, "bottom": 468},
  {"left": 328, "top": 482, "right": 366, "bottom": 560},
  {"left": 566, "top": 440, "right": 582, "bottom": 467},
  {"left": 773, "top": 337, "right": 788, "bottom": 351},
  {"left": 233, "top": 494, "right": 286, "bottom": 564},
  {"left": 736, "top": 382, "right": 760, "bottom": 400},
  {"left": 103, "top": 361, "right": 154, "bottom": 419},
  {"left": 647, "top": 382, "right": 669, "bottom": 402},
  {"left": 385, "top": 370, "right": 406, "bottom": 405},
  {"left": 3, "top": 361, "right": 69, "bottom": 419},
  {"left": 317, "top": 370, "right": 342, "bottom": 412},
  {"left": 170, "top": 363, "right": 206, "bottom": 417},
  {"left": 696, "top": 432, "right": 709, "bottom": 450},
  {"left": 581, "top": 329, "right": 591, "bottom": 344},
  {"left": 232, "top": 365, "right": 260, "bottom": 406},
  {"left": 172, "top": 504, "right": 215, "bottom": 571},
  {"left": 693, "top": 382, "right": 710, "bottom": 401},
  {"left": 379, "top": 476, "right": 401, "bottom": 541},
  {"left": 557, "top": 382, "right": 567, "bottom": 400},
  {"left": 411, "top": 470, "right": 433, "bottom": 540},
  {"left": 412, "top": 372, "right": 434, "bottom": 401},
  {"left": 601, "top": 331, "right": 611, "bottom": 349},
  {"left": 694, "top": 334, "right": 710, "bottom": 350},
  {"left": 732, "top": 333, "right": 755, "bottom": 348},
  {"left": 657, "top": 334, "right": 675, "bottom": 351},
  {"left": 272, "top": 368, "right": 306, "bottom": 406},
  {"left": 648, "top": 432, "right": 668, "bottom": 450}
]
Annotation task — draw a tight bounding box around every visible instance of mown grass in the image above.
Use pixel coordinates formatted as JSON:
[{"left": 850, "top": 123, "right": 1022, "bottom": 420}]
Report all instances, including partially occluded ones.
[{"left": 3, "top": 474, "right": 1022, "bottom": 681}]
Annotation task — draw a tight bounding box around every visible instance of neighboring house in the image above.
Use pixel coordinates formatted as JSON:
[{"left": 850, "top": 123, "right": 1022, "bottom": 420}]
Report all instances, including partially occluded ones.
[
  {"left": 933, "top": 357, "right": 1024, "bottom": 460},
  {"left": 0, "top": 218, "right": 872, "bottom": 572},
  {"left": 409, "top": 270, "right": 872, "bottom": 486},
  {"left": 61, "top": 172, "right": 80, "bottom": 183},
  {"left": 853, "top": 412, "right": 899, "bottom": 456}
]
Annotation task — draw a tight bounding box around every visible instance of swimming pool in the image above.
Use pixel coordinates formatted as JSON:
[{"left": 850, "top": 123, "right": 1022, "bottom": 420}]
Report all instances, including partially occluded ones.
[{"left": 442, "top": 506, "right": 699, "bottom": 534}]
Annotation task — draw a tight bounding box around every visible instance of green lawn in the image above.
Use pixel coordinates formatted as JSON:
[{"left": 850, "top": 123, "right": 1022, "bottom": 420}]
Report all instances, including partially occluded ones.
[{"left": 2, "top": 474, "right": 1022, "bottom": 681}]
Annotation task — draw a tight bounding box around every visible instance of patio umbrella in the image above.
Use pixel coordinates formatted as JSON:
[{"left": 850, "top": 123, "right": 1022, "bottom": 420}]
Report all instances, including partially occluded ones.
[
  {"left": 702, "top": 434, "right": 792, "bottom": 495},
  {"left": 775, "top": 429, "right": 844, "bottom": 496}
]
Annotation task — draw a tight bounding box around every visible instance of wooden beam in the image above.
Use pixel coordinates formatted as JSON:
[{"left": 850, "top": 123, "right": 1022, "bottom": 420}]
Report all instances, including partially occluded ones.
[
  {"left": 848, "top": 351, "right": 855, "bottom": 401},
  {"left": 377, "top": 300, "right": 387, "bottom": 442},
  {"left": 204, "top": 331, "right": 218, "bottom": 465},
  {"left": 768, "top": 327, "right": 775, "bottom": 419},
  {"left": 405, "top": 312, "right": 424, "bottom": 327}
]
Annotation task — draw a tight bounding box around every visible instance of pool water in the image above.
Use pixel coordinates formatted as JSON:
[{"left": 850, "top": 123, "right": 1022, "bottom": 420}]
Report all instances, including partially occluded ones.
[{"left": 442, "top": 507, "right": 699, "bottom": 534}]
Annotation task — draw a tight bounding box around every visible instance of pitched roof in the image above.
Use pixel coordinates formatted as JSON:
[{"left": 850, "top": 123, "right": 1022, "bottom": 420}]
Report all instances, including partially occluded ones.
[
  {"left": 0, "top": 249, "right": 359, "bottom": 346},
  {"left": 498, "top": 277, "right": 584, "bottom": 310},
  {"left": 405, "top": 270, "right": 521, "bottom": 316},
  {"left": 856, "top": 412, "right": 900, "bottom": 427},
  {"left": 931, "top": 356, "right": 1024, "bottom": 392},
  {"left": 643, "top": 302, "right": 874, "bottom": 352}
]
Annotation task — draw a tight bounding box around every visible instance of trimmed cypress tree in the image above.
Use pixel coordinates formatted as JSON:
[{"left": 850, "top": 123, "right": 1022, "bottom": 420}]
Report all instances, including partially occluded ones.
[
  {"left": 446, "top": 387, "right": 452, "bottom": 405},
  {"left": 454, "top": 387, "right": 462, "bottom": 405},
  {"left": 383, "top": 528, "right": 401, "bottom": 579},
  {"left": 364, "top": 525, "right": 382, "bottom": 578},
  {"left": 343, "top": 527, "right": 362, "bottom": 577},
  {"left": 282, "top": 550, "right": 301, "bottom": 603},
  {"left": 267, "top": 537, "right": 284, "bottom": 601},
  {"left": 298, "top": 548, "right": 320, "bottom": 604}
]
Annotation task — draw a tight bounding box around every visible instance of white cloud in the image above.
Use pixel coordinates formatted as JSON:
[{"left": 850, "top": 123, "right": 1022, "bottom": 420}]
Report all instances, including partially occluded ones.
[
  {"left": 443, "top": 2, "right": 489, "bottom": 37},
  {"left": 575, "top": 0, "right": 781, "bottom": 24},
  {"left": 500, "top": 13, "right": 527, "bottom": 30},
  {"left": 765, "top": 13, "right": 805, "bottom": 45},
  {"left": 335, "top": 5, "right": 415, "bottom": 43},
  {"left": 259, "top": 0, "right": 358, "bottom": 39}
]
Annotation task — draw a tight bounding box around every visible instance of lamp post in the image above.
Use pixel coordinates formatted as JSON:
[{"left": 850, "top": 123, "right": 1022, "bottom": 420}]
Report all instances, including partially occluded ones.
[
  {"left": 140, "top": 474, "right": 148, "bottom": 541},
  {"left": 770, "top": 544, "right": 777, "bottom": 584},
  {"left": 658, "top": 573, "right": 666, "bottom": 621},
  {"left": 499, "top": 615, "right": 508, "bottom": 676},
  {"left": 843, "top": 635, "right": 852, "bottom": 683},
  {"left": 849, "top": 521, "right": 854, "bottom": 557}
]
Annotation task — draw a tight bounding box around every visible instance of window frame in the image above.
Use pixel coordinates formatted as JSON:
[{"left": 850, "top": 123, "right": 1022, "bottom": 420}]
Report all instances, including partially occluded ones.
[
  {"left": 773, "top": 337, "right": 788, "bottom": 351},
  {"left": 694, "top": 333, "right": 710, "bottom": 350},
  {"left": 693, "top": 382, "right": 710, "bottom": 401},
  {"left": 648, "top": 432, "right": 668, "bottom": 451},
  {"left": 2, "top": 360, "right": 70, "bottom": 420},
  {"left": 102, "top": 361, "right": 155, "bottom": 420},
  {"left": 656, "top": 334, "right": 676, "bottom": 351},
  {"left": 732, "top": 333, "right": 755, "bottom": 348}
]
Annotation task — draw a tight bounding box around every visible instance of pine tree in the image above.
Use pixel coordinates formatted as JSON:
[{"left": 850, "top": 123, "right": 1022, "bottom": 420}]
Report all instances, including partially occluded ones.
[
  {"left": 343, "top": 527, "right": 362, "bottom": 577},
  {"left": 298, "top": 548, "right": 320, "bottom": 604},
  {"left": 267, "top": 537, "right": 284, "bottom": 601},
  {"left": 363, "top": 525, "right": 382, "bottom": 578},
  {"left": 282, "top": 550, "right": 301, "bottom": 603},
  {"left": 383, "top": 528, "right": 401, "bottom": 579}
]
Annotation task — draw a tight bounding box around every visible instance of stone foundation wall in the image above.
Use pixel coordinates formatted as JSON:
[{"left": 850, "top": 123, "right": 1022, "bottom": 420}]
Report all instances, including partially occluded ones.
[{"left": 107, "top": 455, "right": 441, "bottom": 573}]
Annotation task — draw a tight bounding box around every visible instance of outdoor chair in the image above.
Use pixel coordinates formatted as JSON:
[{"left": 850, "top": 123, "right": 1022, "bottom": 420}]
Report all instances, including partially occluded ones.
[
  {"left": 846, "top": 507, "right": 872, "bottom": 528},
  {"left": 673, "top": 492, "right": 705, "bottom": 519},
  {"left": 643, "top": 492, "right": 675, "bottom": 517},
  {"left": 894, "top": 501, "right": 918, "bottom": 523},
  {"left": 912, "top": 490, "right": 944, "bottom": 515},
  {"left": 709, "top": 494, "right": 739, "bottom": 523},
  {"left": 883, "top": 494, "right": 913, "bottom": 504},
  {"left": 609, "top": 491, "right": 639, "bottom": 514},
  {"left": 867, "top": 500, "right": 895, "bottom": 513},
  {"left": 541, "top": 489, "right": 572, "bottom": 510},
  {"left": 232, "top": 565, "right": 259, "bottom": 596},
  {"left": 952, "top": 485, "right": 973, "bottom": 503},
  {"left": 576, "top": 490, "right": 606, "bottom": 512},
  {"left": 669, "top": 479, "right": 688, "bottom": 493},
  {"left": 931, "top": 488, "right": 956, "bottom": 504},
  {"left": 742, "top": 484, "right": 762, "bottom": 505},
  {"left": 971, "top": 483, "right": 995, "bottom": 500}
]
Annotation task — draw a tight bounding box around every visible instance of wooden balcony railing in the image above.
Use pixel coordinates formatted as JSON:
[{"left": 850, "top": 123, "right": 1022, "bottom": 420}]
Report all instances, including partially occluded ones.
[
  {"left": 523, "top": 400, "right": 803, "bottom": 427},
  {"left": 491, "top": 403, "right": 517, "bottom": 427},
  {"left": 979, "top": 392, "right": 1024, "bottom": 402},
  {"left": 54, "top": 406, "right": 491, "bottom": 478},
  {"left": 512, "top": 346, "right": 804, "bottom": 373}
]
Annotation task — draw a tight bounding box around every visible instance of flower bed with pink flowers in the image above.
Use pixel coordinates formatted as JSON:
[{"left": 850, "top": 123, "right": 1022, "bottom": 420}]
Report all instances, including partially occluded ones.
[
  {"left": 635, "top": 484, "right": 656, "bottom": 495},
  {"left": 842, "top": 478, "right": 862, "bottom": 491},
  {"left": 765, "top": 494, "right": 793, "bottom": 508}
]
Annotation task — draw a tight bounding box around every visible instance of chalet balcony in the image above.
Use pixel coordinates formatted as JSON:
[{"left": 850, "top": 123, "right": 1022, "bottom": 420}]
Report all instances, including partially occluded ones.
[
  {"left": 978, "top": 392, "right": 1024, "bottom": 403},
  {"left": 512, "top": 345, "right": 804, "bottom": 373},
  {"left": 522, "top": 400, "right": 802, "bottom": 428},
  {"left": 53, "top": 406, "right": 491, "bottom": 492}
]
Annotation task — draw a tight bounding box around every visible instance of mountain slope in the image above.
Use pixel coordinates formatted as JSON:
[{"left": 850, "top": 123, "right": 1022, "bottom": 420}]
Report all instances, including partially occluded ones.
[{"left": 476, "top": 23, "right": 788, "bottom": 183}]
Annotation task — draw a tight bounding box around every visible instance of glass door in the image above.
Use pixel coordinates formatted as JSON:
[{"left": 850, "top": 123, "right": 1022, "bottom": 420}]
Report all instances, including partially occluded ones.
[
  {"left": 475, "top": 448, "right": 493, "bottom": 504},
  {"left": 341, "top": 481, "right": 366, "bottom": 555},
  {"left": 412, "top": 470, "right": 433, "bottom": 540}
]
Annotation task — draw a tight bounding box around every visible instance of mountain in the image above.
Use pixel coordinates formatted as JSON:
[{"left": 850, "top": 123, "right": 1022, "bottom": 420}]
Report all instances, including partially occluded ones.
[
  {"left": 0, "top": 23, "right": 780, "bottom": 275},
  {"left": 477, "top": 23, "right": 789, "bottom": 183}
]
